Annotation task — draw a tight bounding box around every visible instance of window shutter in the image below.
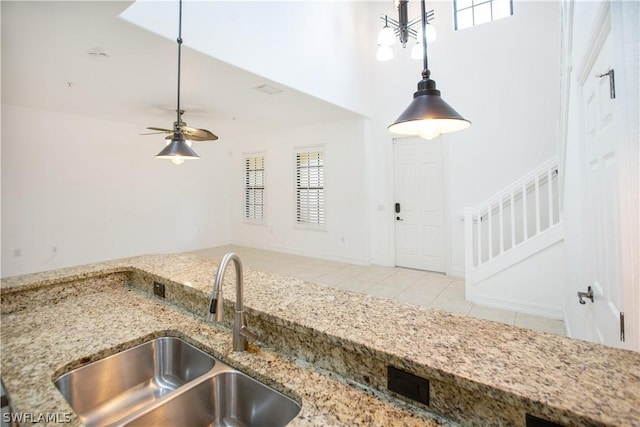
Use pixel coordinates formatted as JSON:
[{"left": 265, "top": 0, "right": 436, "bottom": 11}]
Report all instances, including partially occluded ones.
[
  {"left": 296, "top": 149, "right": 324, "bottom": 225},
  {"left": 244, "top": 155, "right": 265, "bottom": 222}
]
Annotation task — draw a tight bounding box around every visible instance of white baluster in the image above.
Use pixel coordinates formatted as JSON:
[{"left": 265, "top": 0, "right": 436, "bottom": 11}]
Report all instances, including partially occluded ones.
[
  {"left": 488, "top": 204, "right": 493, "bottom": 260},
  {"left": 510, "top": 191, "right": 516, "bottom": 248}
]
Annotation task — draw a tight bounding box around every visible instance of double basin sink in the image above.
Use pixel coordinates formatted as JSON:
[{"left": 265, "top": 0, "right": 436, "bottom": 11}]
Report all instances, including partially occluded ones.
[{"left": 54, "top": 337, "right": 301, "bottom": 426}]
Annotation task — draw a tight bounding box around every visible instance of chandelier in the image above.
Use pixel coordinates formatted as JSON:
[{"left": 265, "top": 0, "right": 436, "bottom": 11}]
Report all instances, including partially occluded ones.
[{"left": 376, "top": 0, "right": 436, "bottom": 62}]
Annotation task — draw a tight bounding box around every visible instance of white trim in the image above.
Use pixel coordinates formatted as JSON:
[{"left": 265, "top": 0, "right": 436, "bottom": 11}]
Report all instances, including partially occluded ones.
[
  {"left": 610, "top": 0, "right": 640, "bottom": 351},
  {"left": 469, "top": 294, "right": 564, "bottom": 320},
  {"left": 442, "top": 135, "right": 453, "bottom": 276},
  {"left": 558, "top": 0, "right": 575, "bottom": 208},
  {"left": 575, "top": 0, "right": 611, "bottom": 85}
]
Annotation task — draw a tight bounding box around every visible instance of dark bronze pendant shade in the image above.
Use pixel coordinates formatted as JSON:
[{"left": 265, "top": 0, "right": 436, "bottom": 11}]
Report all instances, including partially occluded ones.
[{"left": 388, "top": 0, "right": 470, "bottom": 140}]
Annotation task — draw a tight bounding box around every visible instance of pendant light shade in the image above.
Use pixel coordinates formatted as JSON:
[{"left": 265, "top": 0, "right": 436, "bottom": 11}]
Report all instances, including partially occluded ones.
[
  {"left": 388, "top": 73, "right": 471, "bottom": 140},
  {"left": 155, "top": 0, "right": 201, "bottom": 164},
  {"left": 155, "top": 130, "right": 199, "bottom": 164},
  {"left": 388, "top": 0, "right": 470, "bottom": 140}
]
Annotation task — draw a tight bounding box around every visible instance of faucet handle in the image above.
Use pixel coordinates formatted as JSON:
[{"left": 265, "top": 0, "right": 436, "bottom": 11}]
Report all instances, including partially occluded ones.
[{"left": 208, "top": 292, "right": 224, "bottom": 322}]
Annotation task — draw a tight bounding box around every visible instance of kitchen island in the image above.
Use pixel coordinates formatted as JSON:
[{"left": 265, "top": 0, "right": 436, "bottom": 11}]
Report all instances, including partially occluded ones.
[{"left": 1, "top": 253, "right": 639, "bottom": 426}]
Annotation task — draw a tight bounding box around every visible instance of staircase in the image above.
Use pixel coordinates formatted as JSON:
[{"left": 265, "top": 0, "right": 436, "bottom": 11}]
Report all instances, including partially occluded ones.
[{"left": 464, "top": 157, "right": 565, "bottom": 318}]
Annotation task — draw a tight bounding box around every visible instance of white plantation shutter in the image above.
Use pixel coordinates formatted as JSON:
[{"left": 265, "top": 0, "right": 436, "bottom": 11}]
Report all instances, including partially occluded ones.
[
  {"left": 244, "top": 155, "right": 265, "bottom": 222},
  {"left": 296, "top": 149, "right": 324, "bottom": 225}
]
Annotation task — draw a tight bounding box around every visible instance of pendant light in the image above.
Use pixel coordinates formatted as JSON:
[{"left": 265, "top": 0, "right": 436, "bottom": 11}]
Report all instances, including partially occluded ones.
[
  {"left": 155, "top": 0, "right": 200, "bottom": 164},
  {"left": 388, "top": 0, "right": 470, "bottom": 140}
]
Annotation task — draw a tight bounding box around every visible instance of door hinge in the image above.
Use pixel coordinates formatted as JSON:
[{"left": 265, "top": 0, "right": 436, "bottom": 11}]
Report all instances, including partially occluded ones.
[
  {"left": 620, "top": 312, "right": 625, "bottom": 342},
  {"left": 597, "top": 69, "right": 616, "bottom": 99}
]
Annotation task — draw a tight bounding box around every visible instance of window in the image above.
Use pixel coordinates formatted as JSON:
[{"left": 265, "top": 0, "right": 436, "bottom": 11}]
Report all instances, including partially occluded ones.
[
  {"left": 295, "top": 148, "right": 324, "bottom": 226},
  {"left": 244, "top": 154, "right": 265, "bottom": 222},
  {"left": 454, "top": 0, "right": 513, "bottom": 31}
]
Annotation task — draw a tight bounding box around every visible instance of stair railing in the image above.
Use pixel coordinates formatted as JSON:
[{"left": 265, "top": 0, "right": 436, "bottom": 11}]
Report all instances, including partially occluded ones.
[{"left": 465, "top": 157, "right": 561, "bottom": 271}]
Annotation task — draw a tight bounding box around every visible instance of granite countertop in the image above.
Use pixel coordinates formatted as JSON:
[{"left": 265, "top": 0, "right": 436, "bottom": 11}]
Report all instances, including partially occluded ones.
[
  {"left": 0, "top": 264, "right": 450, "bottom": 427},
  {"left": 2, "top": 253, "right": 640, "bottom": 426}
]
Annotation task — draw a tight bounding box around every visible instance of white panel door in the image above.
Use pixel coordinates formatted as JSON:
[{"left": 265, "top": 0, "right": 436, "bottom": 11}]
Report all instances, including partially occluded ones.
[
  {"left": 393, "top": 138, "right": 445, "bottom": 272},
  {"left": 581, "top": 31, "right": 625, "bottom": 348}
]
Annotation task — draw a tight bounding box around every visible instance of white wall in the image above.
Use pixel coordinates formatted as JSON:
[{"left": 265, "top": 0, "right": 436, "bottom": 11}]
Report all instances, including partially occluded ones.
[
  {"left": 1, "top": 105, "right": 231, "bottom": 277},
  {"left": 2, "top": 1, "right": 566, "bottom": 281},
  {"left": 367, "top": 1, "right": 562, "bottom": 275},
  {"left": 229, "top": 118, "right": 370, "bottom": 264},
  {"left": 469, "top": 241, "right": 565, "bottom": 319},
  {"left": 121, "top": 1, "right": 373, "bottom": 116}
]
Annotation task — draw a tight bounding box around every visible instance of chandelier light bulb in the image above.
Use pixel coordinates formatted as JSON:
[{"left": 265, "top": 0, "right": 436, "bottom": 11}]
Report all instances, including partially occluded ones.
[
  {"left": 426, "top": 24, "right": 437, "bottom": 43},
  {"left": 377, "top": 25, "right": 396, "bottom": 46},
  {"left": 171, "top": 157, "right": 185, "bottom": 165},
  {"left": 376, "top": 45, "right": 394, "bottom": 61}
]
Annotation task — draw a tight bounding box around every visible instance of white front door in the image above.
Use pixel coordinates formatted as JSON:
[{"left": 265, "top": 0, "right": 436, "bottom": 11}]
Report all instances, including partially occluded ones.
[
  {"left": 580, "top": 30, "right": 626, "bottom": 348},
  {"left": 393, "top": 138, "right": 446, "bottom": 272}
]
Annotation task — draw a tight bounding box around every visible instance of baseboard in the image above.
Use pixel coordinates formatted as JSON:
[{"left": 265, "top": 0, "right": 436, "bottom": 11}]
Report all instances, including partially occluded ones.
[{"left": 228, "top": 240, "right": 370, "bottom": 266}]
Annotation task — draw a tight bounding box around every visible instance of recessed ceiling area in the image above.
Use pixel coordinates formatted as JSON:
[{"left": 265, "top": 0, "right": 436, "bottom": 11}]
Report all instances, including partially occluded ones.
[{"left": 1, "top": 1, "right": 361, "bottom": 139}]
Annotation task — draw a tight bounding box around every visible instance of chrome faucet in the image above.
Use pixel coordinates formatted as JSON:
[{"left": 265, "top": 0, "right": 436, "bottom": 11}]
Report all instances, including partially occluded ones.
[{"left": 207, "top": 252, "right": 258, "bottom": 351}]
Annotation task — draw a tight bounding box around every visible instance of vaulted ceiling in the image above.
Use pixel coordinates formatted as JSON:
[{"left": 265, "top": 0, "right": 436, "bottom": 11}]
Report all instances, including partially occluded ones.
[{"left": 1, "top": 1, "right": 360, "bottom": 140}]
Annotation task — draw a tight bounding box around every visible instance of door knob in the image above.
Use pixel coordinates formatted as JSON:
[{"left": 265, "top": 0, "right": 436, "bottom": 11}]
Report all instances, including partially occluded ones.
[
  {"left": 577, "top": 286, "right": 594, "bottom": 304},
  {"left": 396, "top": 216, "right": 403, "bottom": 221}
]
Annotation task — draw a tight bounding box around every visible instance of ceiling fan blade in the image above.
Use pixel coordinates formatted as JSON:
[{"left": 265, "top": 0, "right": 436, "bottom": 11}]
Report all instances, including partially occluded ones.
[
  {"left": 197, "top": 129, "right": 219, "bottom": 141},
  {"left": 180, "top": 126, "right": 219, "bottom": 141},
  {"left": 146, "top": 127, "right": 172, "bottom": 133},
  {"left": 140, "top": 131, "right": 169, "bottom": 135}
]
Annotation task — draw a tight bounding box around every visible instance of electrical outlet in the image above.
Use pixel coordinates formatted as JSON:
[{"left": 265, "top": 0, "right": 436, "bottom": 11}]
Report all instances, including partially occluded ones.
[
  {"left": 387, "top": 366, "right": 429, "bottom": 405},
  {"left": 153, "top": 282, "right": 166, "bottom": 299},
  {"left": 13, "top": 249, "right": 21, "bottom": 258}
]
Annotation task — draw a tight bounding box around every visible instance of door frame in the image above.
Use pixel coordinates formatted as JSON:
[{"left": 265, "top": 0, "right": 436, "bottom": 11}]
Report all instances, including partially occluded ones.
[{"left": 391, "top": 136, "right": 452, "bottom": 275}]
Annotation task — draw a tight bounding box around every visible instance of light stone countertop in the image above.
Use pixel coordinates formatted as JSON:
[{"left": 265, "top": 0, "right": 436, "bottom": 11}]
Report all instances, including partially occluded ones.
[{"left": 2, "top": 253, "right": 640, "bottom": 426}]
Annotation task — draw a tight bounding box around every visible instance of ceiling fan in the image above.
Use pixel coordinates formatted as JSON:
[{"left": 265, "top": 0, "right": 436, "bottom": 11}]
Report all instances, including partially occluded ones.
[
  {"left": 143, "top": 109, "right": 218, "bottom": 142},
  {"left": 152, "top": 0, "right": 218, "bottom": 165}
]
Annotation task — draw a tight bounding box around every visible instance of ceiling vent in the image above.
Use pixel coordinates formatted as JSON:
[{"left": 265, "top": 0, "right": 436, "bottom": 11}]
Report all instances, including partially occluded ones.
[{"left": 253, "top": 84, "right": 283, "bottom": 95}]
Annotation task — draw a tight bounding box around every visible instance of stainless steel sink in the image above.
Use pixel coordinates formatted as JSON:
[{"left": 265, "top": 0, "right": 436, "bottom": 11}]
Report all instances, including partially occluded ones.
[
  {"left": 54, "top": 336, "right": 301, "bottom": 427},
  {"left": 54, "top": 337, "right": 217, "bottom": 426},
  {"left": 124, "top": 371, "right": 301, "bottom": 427}
]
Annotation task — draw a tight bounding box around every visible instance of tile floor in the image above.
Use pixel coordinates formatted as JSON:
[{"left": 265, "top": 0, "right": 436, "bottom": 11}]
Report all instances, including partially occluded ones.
[{"left": 188, "top": 245, "right": 565, "bottom": 336}]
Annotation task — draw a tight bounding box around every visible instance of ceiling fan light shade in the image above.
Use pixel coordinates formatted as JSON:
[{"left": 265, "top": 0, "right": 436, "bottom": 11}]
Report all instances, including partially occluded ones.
[
  {"left": 155, "top": 131, "right": 200, "bottom": 163},
  {"left": 388, "top": 78, "right": 470, "bottom": 140},
  {"left": 165, "top": 135, "right": 193, "bottom": 147}
]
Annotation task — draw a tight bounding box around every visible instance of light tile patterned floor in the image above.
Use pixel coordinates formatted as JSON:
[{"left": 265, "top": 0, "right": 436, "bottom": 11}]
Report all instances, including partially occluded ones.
[{"left": 188, "top": 245, "right": 565, "bottom": 336}]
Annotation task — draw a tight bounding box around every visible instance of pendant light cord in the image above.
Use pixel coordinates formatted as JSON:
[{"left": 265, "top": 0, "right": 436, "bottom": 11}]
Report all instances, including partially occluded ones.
[
  {"left": 176, "top": 0, "right": 183, "bottom": 128},
  {"left": 421, "top": 0, "right": 430, "bottom": 79}
]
